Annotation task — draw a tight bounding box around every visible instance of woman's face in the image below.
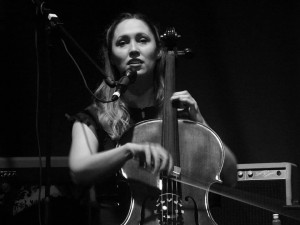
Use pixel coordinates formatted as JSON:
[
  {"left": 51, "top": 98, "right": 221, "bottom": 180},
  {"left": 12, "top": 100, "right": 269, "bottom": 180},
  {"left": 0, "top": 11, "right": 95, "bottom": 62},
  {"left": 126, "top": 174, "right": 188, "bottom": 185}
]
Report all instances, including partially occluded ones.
[{"left": 111, "top": 18, "right": 159, "bottom": 78}]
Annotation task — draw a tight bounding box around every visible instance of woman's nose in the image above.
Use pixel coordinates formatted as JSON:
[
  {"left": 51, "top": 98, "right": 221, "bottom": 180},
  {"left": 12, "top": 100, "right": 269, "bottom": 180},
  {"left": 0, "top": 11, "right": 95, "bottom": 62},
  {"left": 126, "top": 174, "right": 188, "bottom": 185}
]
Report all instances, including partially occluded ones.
[{"left": 129, "top": 42, "right": 140, "bottom": 58}]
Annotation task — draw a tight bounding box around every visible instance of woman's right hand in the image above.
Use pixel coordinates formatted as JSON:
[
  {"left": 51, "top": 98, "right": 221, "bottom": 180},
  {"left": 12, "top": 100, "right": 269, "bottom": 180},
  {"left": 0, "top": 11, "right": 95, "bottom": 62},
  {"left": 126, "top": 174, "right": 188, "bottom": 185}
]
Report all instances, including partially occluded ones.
[{"left": 124, "top": 142, "right": 174, "bottom": 175}]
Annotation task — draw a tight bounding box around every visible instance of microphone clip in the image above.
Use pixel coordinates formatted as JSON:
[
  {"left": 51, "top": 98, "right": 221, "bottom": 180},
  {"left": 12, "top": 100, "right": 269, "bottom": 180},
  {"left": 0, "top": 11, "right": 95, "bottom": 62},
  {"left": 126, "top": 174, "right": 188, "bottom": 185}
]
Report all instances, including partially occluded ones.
[{"left": 111, "top": 69, "right": 137, "bottom": 101}]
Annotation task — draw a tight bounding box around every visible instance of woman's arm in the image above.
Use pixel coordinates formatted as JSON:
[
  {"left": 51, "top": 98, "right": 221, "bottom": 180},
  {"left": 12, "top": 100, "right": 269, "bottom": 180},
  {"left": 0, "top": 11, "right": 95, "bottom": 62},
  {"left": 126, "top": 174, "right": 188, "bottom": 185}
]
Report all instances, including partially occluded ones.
[
  {"left": 69, "top": 121, "right": 173, "bottom": 186},
  {"left": 69, "top": 121, "right": 133, "bottom": 185}
]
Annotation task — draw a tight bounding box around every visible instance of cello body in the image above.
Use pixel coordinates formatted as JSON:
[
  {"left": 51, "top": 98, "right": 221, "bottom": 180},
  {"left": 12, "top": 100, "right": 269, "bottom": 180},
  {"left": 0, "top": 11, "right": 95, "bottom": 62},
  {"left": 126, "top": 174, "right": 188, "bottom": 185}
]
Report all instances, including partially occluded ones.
[{"left": 118, "top": 119, "right": 225, "bottom": 225}]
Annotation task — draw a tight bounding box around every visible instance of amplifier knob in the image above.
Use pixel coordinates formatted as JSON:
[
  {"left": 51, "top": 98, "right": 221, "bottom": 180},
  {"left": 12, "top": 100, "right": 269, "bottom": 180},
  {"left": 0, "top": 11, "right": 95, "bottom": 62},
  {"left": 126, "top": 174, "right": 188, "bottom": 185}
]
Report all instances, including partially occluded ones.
[
  {"left": 237, "top": 171, "right": 243, "bottom": 178},
  {"left": 247, "top": 171, "right": 253, "bottom": 177},
  {"left": 276, "top": 170, "right": 281, "bottom": 176}
]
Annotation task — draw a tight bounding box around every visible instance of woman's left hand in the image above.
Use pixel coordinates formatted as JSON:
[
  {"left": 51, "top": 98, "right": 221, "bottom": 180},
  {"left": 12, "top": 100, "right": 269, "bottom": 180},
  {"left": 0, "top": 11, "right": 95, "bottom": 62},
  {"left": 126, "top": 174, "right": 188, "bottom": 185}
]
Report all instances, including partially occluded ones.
[{"left": 170, "top": 90, "right": 204, "bottom": 123}]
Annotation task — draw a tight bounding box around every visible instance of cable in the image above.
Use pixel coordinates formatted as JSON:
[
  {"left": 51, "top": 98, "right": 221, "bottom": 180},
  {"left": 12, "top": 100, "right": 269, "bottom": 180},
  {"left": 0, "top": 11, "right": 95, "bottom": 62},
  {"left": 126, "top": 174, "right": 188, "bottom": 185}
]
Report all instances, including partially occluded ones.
[
  {"left": 31, "top": 2, "right": 116, "bottom": 103},
  {"left": 33, "top": 8, "right": 43, "bottom": 225},
  {"left": 60, "top": 38, "right": 115, "bottom": 103}
]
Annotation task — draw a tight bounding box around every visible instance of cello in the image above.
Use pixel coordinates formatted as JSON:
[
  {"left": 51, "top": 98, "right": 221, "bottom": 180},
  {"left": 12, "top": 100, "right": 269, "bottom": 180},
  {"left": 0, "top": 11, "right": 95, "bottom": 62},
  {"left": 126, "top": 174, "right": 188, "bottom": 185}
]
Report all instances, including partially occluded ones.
[{"left": 118, "top": 27, "right": 225, "bottom": 225}]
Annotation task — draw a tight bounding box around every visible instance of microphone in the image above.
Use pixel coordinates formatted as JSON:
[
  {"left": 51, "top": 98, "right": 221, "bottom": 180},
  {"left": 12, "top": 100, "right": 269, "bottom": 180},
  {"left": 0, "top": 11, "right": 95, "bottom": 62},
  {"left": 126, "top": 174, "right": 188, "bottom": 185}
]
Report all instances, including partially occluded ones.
[{"left": 111, "top": 69, "right": 137, "bottom": 101}]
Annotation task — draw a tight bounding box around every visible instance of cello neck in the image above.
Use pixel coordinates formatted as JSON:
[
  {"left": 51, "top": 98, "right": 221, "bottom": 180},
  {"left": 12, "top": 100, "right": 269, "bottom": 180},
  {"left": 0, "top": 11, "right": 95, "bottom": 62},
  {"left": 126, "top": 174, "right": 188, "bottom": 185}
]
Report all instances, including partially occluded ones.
[{"left": 162, "top": 50, "right": 180, "bottom": 166}]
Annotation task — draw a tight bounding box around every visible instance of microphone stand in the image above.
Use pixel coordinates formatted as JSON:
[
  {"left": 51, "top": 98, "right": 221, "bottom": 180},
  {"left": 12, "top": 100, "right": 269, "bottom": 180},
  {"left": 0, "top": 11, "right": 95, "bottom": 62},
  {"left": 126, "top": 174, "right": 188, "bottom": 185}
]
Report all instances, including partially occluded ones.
[
  {"left": 31, "top": 1, "right": 115, "bottom": 224},
  {"left": 32, "top": 1, "right": 54, "bottom": 225}
]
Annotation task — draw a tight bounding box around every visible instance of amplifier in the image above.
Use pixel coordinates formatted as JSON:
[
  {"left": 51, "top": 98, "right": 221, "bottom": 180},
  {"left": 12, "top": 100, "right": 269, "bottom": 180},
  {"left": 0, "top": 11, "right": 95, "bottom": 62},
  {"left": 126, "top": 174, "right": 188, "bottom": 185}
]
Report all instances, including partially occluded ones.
[
  {"left": 210, "top": 162, "right": 300, "bottom": 225},
  {"left": 0, "top": 156, "right": 70, "bottom": 184}
]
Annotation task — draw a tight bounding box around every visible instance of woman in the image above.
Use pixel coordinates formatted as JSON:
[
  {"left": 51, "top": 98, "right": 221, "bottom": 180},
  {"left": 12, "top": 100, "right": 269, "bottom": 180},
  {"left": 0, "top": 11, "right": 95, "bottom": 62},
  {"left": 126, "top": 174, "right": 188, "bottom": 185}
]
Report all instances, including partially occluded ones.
[{"left": 69, "top": 13, "right": 237, "bottom": 224}]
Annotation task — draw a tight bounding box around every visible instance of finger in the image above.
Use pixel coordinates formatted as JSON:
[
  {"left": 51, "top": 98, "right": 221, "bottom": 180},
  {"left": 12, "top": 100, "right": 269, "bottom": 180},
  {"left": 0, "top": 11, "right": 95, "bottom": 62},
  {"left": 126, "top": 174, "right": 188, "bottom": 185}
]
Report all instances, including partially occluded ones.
[
  {"left": 151, "top": 145, "right": 161, "bottom": 175},
  {"left": 159, "top": 151, "right": 169, "bottom": 172},
  {"left": 168, "top": 154, "right": 174, "bottom": 175},
  {"left": 179, "top": 95, "right": 195, "bottom": 104},
  {"left": 171, "top": 93, "right": 195, "bottom": 105},
  {"left": 172, "top": 90, "right": 189, "bottom": 97},
  {"left": 171, "top": 91, "right": 191, "bottom": 101},
  {"left": 144, "top": 144, "right": 152, "bottom": 169},
  {"left": 175, "top": 99, "right": 194, "bottom": 110}
]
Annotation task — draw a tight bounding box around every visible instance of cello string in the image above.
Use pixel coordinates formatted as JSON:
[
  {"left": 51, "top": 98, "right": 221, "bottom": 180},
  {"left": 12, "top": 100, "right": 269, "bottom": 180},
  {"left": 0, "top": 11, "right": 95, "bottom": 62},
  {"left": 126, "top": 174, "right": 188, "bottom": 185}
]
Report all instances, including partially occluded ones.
[
  {"left": 166, "top": 174, "right": 169, "bottom": 224},
  {"left": 176, "top": 179, "right": 179, "bottom": 223},
  {"left": 175, "top": 178, "right": 178, "bottom": 222},
  {"left": 171, "top": 178, "right": 174, "bottom": 223},
  {"left": 162, "top": 175, "right": 165, "bottom": 224},
  {"left": 167, "top": 177, "right": 170, "bottom": 223}
]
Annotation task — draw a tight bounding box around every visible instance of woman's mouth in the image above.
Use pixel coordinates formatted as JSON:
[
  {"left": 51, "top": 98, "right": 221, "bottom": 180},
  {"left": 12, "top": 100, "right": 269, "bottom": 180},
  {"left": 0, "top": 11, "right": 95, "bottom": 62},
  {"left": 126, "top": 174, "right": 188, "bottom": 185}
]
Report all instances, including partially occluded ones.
[{"left": 127, "top": 59, "right": 143, "bottom": 66}]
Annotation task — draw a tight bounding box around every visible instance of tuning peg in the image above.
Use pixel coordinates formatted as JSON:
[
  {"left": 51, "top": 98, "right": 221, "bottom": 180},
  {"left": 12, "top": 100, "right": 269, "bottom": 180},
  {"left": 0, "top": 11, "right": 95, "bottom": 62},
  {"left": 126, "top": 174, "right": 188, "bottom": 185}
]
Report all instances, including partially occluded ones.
[
  {"left": 160, "top": 27, "right": 181, "bottom": 40},
  {"left": 177, "top": 48, "right": 193, "bottom": 58}
]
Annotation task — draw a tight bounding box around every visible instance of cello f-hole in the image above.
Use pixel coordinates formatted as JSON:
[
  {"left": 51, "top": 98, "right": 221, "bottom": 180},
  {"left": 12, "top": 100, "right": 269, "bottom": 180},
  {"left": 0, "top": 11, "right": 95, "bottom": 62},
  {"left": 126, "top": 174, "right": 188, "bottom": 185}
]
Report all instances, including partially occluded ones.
[{"left": 185, "top": 196, "right": 200, "bottom": 225}]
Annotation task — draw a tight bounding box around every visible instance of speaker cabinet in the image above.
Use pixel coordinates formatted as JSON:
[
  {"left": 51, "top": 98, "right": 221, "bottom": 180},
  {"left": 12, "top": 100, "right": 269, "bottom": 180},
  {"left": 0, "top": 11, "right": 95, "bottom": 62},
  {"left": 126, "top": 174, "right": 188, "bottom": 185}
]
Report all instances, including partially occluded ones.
[{"left": 210, "top": 162, "right": 300, "bottom": 225}]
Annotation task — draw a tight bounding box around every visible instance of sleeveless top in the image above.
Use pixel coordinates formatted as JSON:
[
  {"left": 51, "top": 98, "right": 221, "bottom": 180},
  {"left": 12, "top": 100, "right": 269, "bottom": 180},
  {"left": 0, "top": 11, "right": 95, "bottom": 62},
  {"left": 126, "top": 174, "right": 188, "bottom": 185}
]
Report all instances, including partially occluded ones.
[{"left": 71, "top": 104, "right": 162, "bottom": 224}]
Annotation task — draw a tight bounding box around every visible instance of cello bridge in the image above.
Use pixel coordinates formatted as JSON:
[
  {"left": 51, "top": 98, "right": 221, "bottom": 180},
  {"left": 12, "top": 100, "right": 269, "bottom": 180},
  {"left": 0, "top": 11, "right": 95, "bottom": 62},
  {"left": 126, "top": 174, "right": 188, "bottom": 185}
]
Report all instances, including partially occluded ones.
[{"left": 172, "top": 166, "right": 181, "bottom": 178}]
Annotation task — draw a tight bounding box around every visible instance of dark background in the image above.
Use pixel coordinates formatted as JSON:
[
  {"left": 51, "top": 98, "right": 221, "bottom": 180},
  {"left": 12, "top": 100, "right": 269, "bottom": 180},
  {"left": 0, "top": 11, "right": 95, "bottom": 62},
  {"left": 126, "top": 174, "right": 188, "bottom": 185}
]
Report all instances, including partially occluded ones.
[
  {"left": 1, "top": 0, "right": 300, "bottom": 224},
  {"left": 1, "top": 0, "right": 300, "bottom": 184}
]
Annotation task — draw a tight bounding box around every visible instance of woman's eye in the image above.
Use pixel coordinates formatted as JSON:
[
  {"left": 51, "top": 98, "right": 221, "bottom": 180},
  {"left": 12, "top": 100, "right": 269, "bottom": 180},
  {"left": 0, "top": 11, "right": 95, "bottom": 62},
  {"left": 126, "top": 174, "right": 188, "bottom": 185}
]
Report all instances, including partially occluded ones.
[
  {"left": 117, "top": 41, "right": 126, "bottom": 47},
  {"left": 139, "top": 38, "right": 148, "bottom": 44},
  {"left": 116, "top": 38, "right": 129, "bottom": 47}
]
